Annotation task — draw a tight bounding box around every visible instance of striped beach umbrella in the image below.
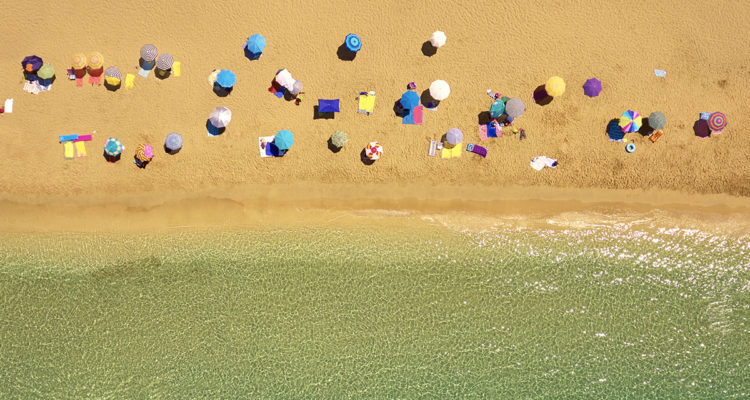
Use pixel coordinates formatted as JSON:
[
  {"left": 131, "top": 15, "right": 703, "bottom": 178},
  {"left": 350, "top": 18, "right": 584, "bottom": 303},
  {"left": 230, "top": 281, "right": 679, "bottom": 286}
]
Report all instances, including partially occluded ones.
[
  {"left": 72, "top": 53, "right": 87, "bottom": 69},
  {"left": 37, "top": 64, "right": 55, "bottom": 79},
  {"left": 140, "top": 44, "right": 158, "bottom": 62},
  {"left": 545, "top": 76, "right": 566, "bottom": 96},
  {"left": 365, "top": 142, "right": 383, "bottom": 160},
  {"left": 273, "top": 130, "right": 294, "bottom": 150},
  {"left": 104, "top": 137, "right": 124, "bottom": 156},
  {"left": 345, "top": 33, "right": 362, "bottom": 52},
  {"left": 135, "top": 144, "right": 154, "bottom": 162},
  {"left": 88, "top": 52, "right": 104, "bottom": 69},
  {"left": 619, "top": 110, "right": 642, "bottom": 133},
  {"left": 708, "top": 112, "right": 726, "bottom": 131},
  {"left": 209, "top": 106, "right": 232, "bottom": 128},
  {"left": 165, "top": 132, "right": 183, "bottom": 152},
  {"left": 156, "top": 53, "right": 173, "bottom": 70}
]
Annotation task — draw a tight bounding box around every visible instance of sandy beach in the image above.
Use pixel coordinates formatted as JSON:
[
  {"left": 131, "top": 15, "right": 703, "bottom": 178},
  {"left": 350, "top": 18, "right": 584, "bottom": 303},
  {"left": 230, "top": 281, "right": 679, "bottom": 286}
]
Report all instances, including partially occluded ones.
[{"left": 1, "top": 0, "right": 750, "bottom": 230}]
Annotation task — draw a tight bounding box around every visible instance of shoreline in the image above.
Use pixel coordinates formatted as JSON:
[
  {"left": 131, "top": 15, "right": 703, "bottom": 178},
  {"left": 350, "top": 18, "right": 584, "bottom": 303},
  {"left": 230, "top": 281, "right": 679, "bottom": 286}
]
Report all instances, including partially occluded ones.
[{"left": 2, "top": 184, "right": 749, "bottom": 233}]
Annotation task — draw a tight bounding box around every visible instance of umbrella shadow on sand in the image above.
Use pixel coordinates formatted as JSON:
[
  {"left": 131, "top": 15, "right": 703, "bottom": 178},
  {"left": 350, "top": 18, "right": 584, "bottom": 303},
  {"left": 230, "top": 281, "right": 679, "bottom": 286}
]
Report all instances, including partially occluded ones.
[
  {"left": 103, "top": 151, "right": 121, "bottom": 163},
  {"left": 360, "top": 149, "right": 376, "bottom": 166},
  {"left": 327, "top": 138, "right": 343, "bottom": 153},
  {"left": 421, "top": 41, "right": 438, "bottom": 57},
  {"left": 244, "top": 47, "right": 262, "bottom": 61},
  {"left": 693, "top": 119, "right": 711, "bottom": 138},
  {"left": 313, "top": 105, "right": 335, "bottom": 120},
  {"left": 420, "top": 90, "right": 440, "bottom": 109},
  {"left": 213, "top": 83, "right": 232, "bottom": 97},
  {"left": 164, "top": 144, "right": 181, "bottom": 155},
  {"left": 337, "top": 44, "right": 357, "bottom": 61},
  {"left": 155, "top": 69, "right": 171, "bottom": 80},
  {"left": 638, "top": 118, "right": 654, "bottom": 136},
  {"left": 477, "top": 111, "right": 492, "bottom": 125},
  {"left": 104, "top": 81, "right": 121, "bottom": 92},
  {"left": 533, "top": 85, "right": 553, "bottom": 106},
  {"left": 393, "top": 100, "right": 405, "bottom": 117},
  {"left": 206, "top": 119, "right": 226, "bottom": 136}
]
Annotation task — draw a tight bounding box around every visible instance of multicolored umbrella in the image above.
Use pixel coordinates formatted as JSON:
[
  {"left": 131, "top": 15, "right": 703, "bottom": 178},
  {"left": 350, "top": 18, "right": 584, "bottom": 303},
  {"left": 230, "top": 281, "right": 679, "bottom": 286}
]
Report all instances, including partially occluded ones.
[
  {"left": 708, "top": 112, "right": 726, "bottom": 131},
  {"left": 246, "top": 34, "right": 266, "bottom": 54},
  {"left": 72, "top": 53, "right": 87, "bottom": 69},
  {"left": 156, "top": 53, "right": 173, "bottom": 70},
  {"left": 22, "top": 55, "right": 43, "bottom": 72},
  {"left": 400, "top": 90, "right": 420, "bottom": 109},
  {"left": 545, "top": 76, "right": 566, "bottom": 96},
  {"left": 331, "top": 131, "right": 348, "bottom": 148},
  {"left": 140, "top": 44, "right": 158, "bottom": 62},
  {"left": 345, "top": 33, "right": 362, "bottom": 52},
  {"left": 429, "top": 80, "right": 450, "bottom": 101},
  {"left": 583, "top": 78, "right": 602, "bottom": 98},
  {"left": 88, "top": 52, "right": 104, "bottom": 69},
  {"left": 209, "top": 106, "right": 232, "bottom": 128},
  {"left": 648, "top": 112, "right": 667, "bottom": 130},
  {"left": 216, "top": 70, "right": 236, "bottom": 88},
  {"left": 445, "top": 128, "right": 463, "bottom": 145},
  {"left": 273, "top": 130, "right": 294, "bottom": 150},
  {"left": 135, "top": 144, "right": 154, "bottom": 162},
  {"left": 365, "top": 142, "right": 383, "bottom": 160},
  {"left": 505, "top": 98, "right": 525, "bottom": 118},
  {"left": 619, "top": 110, "right": 642, "bottom": 133},
  {"left": 104, "top": 137, "right": 124, "bottom": 156},
  {"left": 37, "top": 64, "right": 55, "bottom": 79},
  {"left": 489, "top": 100, "right": 505, "bottom": 118},
  {"left": 165, "top": 132, "right": 183, "bottom": 152}
]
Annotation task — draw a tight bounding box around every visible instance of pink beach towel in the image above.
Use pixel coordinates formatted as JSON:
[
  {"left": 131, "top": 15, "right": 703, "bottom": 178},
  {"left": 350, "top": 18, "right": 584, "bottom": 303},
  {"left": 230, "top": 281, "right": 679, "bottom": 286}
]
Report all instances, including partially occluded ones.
[
  {"left": 88, "top": 76, "right": 101, "bottom": 85},
  {"left": 413, "top": 105, "right": 423, "bottom": 124},
  {"left": 73, "top": 134, "right": 92, "bottom": 142},
  {"left": 478, "top": 125, "right": 488, "bottom": 141}
]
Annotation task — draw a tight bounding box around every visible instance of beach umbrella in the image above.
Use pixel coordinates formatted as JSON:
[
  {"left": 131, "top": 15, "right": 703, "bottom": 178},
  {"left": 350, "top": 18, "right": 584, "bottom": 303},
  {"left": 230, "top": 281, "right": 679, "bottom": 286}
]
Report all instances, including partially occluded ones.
[
  {"left": 583, "top": 78, "right": 602, "bottom": 98},
  {"left": 165, "top": 132, "right": 183, "bottom": 152},
  {"left": 505, "top": 98, "right": 526, "bottom": 118},
  {"left": 545, "top": 76, "right": 566, "bottom": 96},
  {"left": 275, "top": 69, "right": 295, "bottom": 89},
  {"left": 135, "top": 144, "right": 154, "bottom": 163},
  {"left": 140, "top": 44, "right": 158, "bottom": 62},
  {"left": 104, "top": 66, "right": 122, "bottom": 81},
  {"left": 156, "top": 53, "right": 173, "bottom": 70},
  {"left": 246, "top": 34, "right": 266, "bottom": 54},
  {"left": 331, "top": 131, "right": 348, "bottom": 148},
  {"left": 400, "top": 90, "right": 420, "bottom": 109},
  {"left": 37, "top": 64, "right": 55, "bottom": 79},
  {"left": 22, "top": 55, "right": 43, "bottom": 72},
  {"left": 489, "top": 100, "right": 505, "bottom": 118},
  {"left": 104, "top": 137, "right": 124, "bottom": 156},
  {"left": 429, "top": 80, "right": 450, "bottom": 101},
  {"left": 291, "top": 80, "right": 303, "bottom": 95},
  {"left": 345, "top": 33, "right": 362, "bottom": 52},
  {"left": 209, "top": 106, "right": 232, "bottom": 128},
  {"left": 365, "top": 142, "right": 383, "bottom": 160},
  {"left": 607, "top": 120, "right": 625, "bottom": 141},
  {"left": 445, "top": 128, "right": 463, "bottom": 145},
  {"left": 216, "top": 69, "right": 236, "bottom": 88},
  {"left": 274, "top": 130, "right": 294, "bottom": 150},
  {"left": 430, "top": 31, "right": 447, "bottom": 48},
  {"left": 88, "top": 52, "right": 104, "bottom": 69},
  {"left": 649, "top": 112, "right": 667, "bottom": 130},
  {"left": 72, "top": 53, "right": 87, "bottom": 69},
  {"left": 708, "top": 112, "right": 726, "bottom": 131},
  {"left": 619, "top": 110, "right": 642, "bottom": 133}
]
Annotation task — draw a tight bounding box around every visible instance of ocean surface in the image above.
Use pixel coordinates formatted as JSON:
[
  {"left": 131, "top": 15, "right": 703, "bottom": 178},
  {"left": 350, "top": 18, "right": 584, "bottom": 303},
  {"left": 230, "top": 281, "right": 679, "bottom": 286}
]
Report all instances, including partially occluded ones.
[{"left": 1, "top": 212, "right": 748, "bottom": 398}]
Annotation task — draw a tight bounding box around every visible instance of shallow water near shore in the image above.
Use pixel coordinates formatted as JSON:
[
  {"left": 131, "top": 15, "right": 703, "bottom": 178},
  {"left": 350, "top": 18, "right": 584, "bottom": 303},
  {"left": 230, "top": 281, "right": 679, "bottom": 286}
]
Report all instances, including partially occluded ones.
[{"left": 1, "top": 212, "right": 748, "bottom": 398}]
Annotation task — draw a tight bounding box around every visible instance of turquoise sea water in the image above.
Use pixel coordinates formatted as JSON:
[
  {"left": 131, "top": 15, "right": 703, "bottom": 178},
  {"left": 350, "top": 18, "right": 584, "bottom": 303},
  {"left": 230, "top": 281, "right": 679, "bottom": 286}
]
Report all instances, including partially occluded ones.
[{"left": 0, "top": 214, "right": 748, "bottom": 398}]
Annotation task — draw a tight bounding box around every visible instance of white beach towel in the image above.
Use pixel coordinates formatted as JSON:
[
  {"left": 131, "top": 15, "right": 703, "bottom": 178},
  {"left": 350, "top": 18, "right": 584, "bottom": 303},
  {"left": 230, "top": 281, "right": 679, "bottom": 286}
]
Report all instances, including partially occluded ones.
[
  {"left": 4, "top": 99, "right": 13, "bottom": 113},
  {"left": 531, "top": 156, "right": 558, "bottom": 171},
  {"left": 258, "top": 136, "right": 275, "bottom": 158}
]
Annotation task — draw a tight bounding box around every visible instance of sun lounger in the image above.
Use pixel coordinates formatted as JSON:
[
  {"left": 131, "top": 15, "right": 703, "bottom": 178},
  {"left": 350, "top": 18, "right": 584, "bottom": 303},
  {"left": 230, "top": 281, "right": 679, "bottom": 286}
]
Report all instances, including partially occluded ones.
[
  {"left": 63, "top": 141, "right": 75, "bottom": 159},
  {"left": 73, "top": 134, "right": 92, "bottom": 142},
  {"left": 358, "top": 91, "right": 376, "bottom": 114},
  {"left": 75, "top": 141, "right": 87, "bottom": 157},
  {"left": 650, "top": 130, "right": 663, "bottom": 143},
  {"left": 125, "top": 74, "right": 135, "bottom": 89},
  {"left": 428, "top": 140, "right": 437, "bottom": 156},
  {"left": 59, "top": 134, "right": 78, "bottom": 142},
  {"left": 173, "top": 61, "right": 181, "bottom": 77},
  {"left": 467, "top": 143, "right": 487, "bottom": 158}
]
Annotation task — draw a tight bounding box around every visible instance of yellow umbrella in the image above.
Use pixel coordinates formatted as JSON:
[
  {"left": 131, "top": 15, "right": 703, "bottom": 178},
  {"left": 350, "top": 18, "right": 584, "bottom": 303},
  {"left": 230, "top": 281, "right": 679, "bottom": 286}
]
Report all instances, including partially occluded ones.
[
  {"left": 88, "top": 52, "right": 104, "bottom": 69},
  {"left": 545, "top": 76, "right": 566, "bottom": 96},
  {"left": 72, "top": 53, "right": 87, "bottom": 69}
]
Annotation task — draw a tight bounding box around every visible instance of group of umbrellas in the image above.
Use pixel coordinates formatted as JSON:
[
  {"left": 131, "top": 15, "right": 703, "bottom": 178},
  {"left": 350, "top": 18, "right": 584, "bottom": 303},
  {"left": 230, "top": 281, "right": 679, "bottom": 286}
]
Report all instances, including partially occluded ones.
[{"left": 102, "top": 132, "right": 183, "bottom": 163}]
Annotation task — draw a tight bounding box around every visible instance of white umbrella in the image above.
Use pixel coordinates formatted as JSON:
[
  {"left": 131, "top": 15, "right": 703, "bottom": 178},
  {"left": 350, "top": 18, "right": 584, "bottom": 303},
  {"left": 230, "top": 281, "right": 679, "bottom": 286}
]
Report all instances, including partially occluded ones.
[
  {"left": 209, "top": 106, "right": 232, "bottom": 128},
  {"left": 445, "top": 128, "right": 463, "bottom": 145},
  {"left": 275, "top": 69, "right": 295, "bottom": 90},
  {"left": 430, "top": 31, "right": 446, "bottom": 48},
  {"left": 291, "top": 80, "right": 303, "bottom": 95},
  {"left": 429, "top": 80, "right": 450, "bottom": 101}
]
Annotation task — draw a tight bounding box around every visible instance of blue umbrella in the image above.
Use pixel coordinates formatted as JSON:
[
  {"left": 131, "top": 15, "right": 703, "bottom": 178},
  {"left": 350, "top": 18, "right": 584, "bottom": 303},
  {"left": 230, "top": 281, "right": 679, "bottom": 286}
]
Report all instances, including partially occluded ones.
[
  {"left": 345, "top": 33, "right": 362, "bottom": 52},
  {"left": 274, "top": 130, "right": 294, "bottom": 150},
  {"left": 400, "top": 90, "right": 420, "bottom": 109},
  {"left": 607, "top": 120, "right": 625, "bottom": 141},
  {"left": 216, "top": 70, "right": 236, "bottom": 88},
  {"left": 246, "top": 34, "right": 266, "bottom": 54}
]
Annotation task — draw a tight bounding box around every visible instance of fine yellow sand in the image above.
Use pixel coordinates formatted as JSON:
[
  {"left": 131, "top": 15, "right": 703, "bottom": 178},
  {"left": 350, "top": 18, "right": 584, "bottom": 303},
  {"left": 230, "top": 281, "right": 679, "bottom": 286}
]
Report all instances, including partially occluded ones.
[{"left": 1, "top": 0, "right": 749, "bottom": 231}]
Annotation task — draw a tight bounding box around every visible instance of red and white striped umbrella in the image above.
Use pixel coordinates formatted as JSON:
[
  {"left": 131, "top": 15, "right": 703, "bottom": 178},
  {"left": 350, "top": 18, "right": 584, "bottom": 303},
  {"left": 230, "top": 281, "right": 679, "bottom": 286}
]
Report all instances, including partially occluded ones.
[{"left": 365, "top": 142, "right": 383, "bottom": 160}]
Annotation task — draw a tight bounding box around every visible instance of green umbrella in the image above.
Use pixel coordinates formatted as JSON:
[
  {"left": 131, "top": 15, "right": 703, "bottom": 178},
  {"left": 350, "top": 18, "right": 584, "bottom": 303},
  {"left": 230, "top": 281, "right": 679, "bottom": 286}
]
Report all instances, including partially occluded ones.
[
  {"left": 331, "top": 131, "right": 348, "bottom": 148},
  {"left": 648, "top": 112, "right": 666, "bottom": 130},
  {"left": 37, "top": 64, "right": 55, "bottom": 79},
  {"left": 489, "top": 100, "right": 505, "bottom": 118}
]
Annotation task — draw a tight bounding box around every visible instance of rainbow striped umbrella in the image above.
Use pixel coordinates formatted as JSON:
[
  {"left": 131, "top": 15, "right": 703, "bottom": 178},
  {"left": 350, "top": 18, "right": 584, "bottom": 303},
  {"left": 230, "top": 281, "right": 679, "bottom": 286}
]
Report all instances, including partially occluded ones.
[
  {"left": 104, "top": 137, "right": 124, "bottom": 156},
  {"left": 545, "top": 76, "right": 566, "bottom": 96},
  {"left": 619, "top": 110, "right": 642, "bottom": 133},
  {"left": 708, "top": 112, "right": 726, "bottom": 131},
  {"left": 365, "top": 142, "right": 383, "bottom": 160}
]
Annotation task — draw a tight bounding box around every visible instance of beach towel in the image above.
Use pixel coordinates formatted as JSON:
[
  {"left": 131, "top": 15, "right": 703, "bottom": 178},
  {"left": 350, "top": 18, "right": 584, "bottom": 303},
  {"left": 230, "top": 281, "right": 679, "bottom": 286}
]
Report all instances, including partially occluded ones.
[
  {"left": 173, "top": 61, "right": 181, "bottom": 77},
  {"left": 531, "top": 156, "right": 557, "bottom": 170},
  {"left": 63, "top": 141, "right": 75, "bottom": 159},
  {"left": 125, "top": 73, "right": 135, "bottom": 89},
  {"left": 138, "top": 68, "right": 150, "bottom": 78},
  {"left": 478, "top": 124, "right": 488, "bottom": 141},
  {"left": 59, "top": 134, "right": 78, "bottom": 142},
  {"left": 23, "top": 81, "right": 41, "bottom": 94},
  {"left": 428, "top": 140, "right": 437, "bottom": 156},
  {"left": 73, "top": 134, "right": 92, "bottom": 142},
  {"left": 3, "top": 99, "right": 13, "bottom": 113},
  {"left": 75, "top": 141, "right": 87, "bottom": 157},
  {"left": 467, "top": 143, "right": 487, "bottom": 158},
  {"left": 488, "top": 122, "right": 501, "bottom": 137},
  {"left": 75, "top": 78, "right": 83, "bottom": 87},
  {"left": 88, "top": 75, "right": 101, "bottom": 85},
  {"left": 358, "top": 92, "right": 376, "bottom": 114},
  {"left": 268, "top": 82, "right": 286, "bottom": 98},
  {"left": 318, "top": 99, "right": 340, "bottom": 113},
  {"left": 441, "top": 143, "right": 463, "bottom": 159},
  {"left": 402, "top": 105, "right": 423, "bottom": 125},
  {"left": 258, "top": 136, "right": 275, "bottom": 158},
  {"left": 650, "top": 130, "right": 663, "bottom": 143}
]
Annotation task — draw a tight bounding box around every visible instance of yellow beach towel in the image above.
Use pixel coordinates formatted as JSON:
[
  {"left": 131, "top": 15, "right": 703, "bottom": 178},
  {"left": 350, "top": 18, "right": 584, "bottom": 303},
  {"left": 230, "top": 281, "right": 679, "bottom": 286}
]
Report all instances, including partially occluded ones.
[
  {"left": 125, "top": 73, "right": 135, "bottom": 89},
  {"left": 358, "top": 92, "right": 375, "bottom": 114},
  {"left": 75, "top": 141, "right": 87, "bottom": 157},
  {"left": 173, "top": 61, "right": 181, "bottom": 77},
  {"left": 63, "top": 141, "right": 75, "bottom": 159},
  {"left": 441, "top": 143, "right": 463, "bottom": 159}
]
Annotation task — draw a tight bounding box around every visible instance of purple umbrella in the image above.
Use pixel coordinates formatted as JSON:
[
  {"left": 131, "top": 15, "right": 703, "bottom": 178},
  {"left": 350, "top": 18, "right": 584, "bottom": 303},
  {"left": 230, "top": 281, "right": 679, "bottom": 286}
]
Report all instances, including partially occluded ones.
[
  {"left": 22, "top": 55, "right": 43, "bottom": 72},
  {"left": 583, "top": 78, "right": 602, "bottom": 98}
]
